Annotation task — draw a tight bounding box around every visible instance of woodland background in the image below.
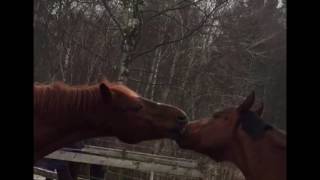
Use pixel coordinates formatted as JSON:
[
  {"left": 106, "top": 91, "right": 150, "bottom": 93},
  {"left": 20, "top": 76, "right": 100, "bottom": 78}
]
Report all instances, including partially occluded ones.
[{"left": 34, "top": 0, "right": 286, "bottom": 179}]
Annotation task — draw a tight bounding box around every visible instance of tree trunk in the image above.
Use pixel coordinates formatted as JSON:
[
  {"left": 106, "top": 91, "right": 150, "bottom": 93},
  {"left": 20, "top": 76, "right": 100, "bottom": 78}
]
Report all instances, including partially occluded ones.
[
  {"left": 143, "top": 48, "right": 159, "bottom": 98},
  {"left": 117, "top": 50, "right": 131, "bottom": 84},
  {"left": 160, "top": 47, "right": 180, "bottom": 102},
  {"left": 150, "top": 49, "right": 163, "bottom": 100}
]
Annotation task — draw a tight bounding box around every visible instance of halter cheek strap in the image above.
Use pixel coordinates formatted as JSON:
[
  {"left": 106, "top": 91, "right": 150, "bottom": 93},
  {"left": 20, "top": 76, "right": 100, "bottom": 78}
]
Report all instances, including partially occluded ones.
[{"left": 237, "top": 111, "right": 274, "bottom": 140}]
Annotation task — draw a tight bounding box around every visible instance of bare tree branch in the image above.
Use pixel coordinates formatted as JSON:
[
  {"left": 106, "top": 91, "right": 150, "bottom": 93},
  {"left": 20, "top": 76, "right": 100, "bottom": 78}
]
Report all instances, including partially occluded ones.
[
  {"left": 247, "top": 32, "right": 279, "bottom": 50},
  {"left": 48, "top": 29, "right": 106, "bottom": 62},
  {"left": 133, "top": 0, "right": 228, "bottom": 59},
  {"left": 145, "top": 9, "right": 191, "bottom": 32},
  {"left": 143, "top": 0, "right": 205, "bottom": 24},
  {"left": 129, "top": 78, "right": 182, "bottom": 89},
  {"left": 100, "top": 0, "right": 125, "bottom": 38}
]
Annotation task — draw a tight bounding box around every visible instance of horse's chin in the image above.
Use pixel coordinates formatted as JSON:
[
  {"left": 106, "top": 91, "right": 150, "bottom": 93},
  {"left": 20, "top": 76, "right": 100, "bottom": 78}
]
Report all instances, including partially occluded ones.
[
  {"left": 167, "top": 126, "right": 187, "bottom": 141},
  {"left": 174, "top": 127, "right": 197, "bottom": 149}
]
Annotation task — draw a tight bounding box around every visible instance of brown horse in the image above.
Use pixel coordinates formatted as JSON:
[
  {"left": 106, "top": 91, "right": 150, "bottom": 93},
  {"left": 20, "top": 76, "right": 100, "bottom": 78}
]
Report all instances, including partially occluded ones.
[
  {"left": 34, "top": 80, "right": 188, "bottom": 162},
  {"left": 177, "top": 92, "right": 286, "bottom": 180}
]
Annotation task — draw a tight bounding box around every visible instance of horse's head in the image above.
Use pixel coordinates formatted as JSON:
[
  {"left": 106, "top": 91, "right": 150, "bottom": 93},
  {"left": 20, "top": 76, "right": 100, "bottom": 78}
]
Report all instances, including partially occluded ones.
[
  {"left": 92, "top": 81, "right": 188, "bottom": 143},
  {"left": 177, "top": 92, "right": 271, "bottom": 160}
]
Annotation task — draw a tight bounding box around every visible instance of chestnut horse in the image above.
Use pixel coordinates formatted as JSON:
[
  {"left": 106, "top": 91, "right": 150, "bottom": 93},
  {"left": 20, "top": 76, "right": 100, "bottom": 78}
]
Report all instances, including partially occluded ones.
[
  {"left": 34, "top": 80, "right": 188, "bottom": 162},
  {"left": 178, "top": 92, "right": 286, "bottom": 180}
]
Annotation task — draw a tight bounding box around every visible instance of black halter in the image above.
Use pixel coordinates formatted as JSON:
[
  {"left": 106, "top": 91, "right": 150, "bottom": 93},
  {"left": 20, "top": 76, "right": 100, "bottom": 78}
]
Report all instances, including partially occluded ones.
[{"left": 238, "top": 111, "right": 273, "bottom": 140}]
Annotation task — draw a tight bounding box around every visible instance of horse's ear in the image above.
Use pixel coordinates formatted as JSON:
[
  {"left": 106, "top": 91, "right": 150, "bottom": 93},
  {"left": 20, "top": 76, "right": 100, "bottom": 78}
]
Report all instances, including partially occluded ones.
[
  {"left": 237, "top": 91, "right": 255, "bottom": 113},
  {"left": 99, "top": 83, "right": 113, "bottom": 103},
  {"left": 255, "top": 102, "right": 264, "bottom": 117}
]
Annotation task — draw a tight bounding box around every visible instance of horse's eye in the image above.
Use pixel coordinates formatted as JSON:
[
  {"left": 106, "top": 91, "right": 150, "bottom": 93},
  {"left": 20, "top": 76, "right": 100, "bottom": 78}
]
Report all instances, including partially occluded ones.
[{"left": 131, "top": 104, "right": 143, "bottom": 112}]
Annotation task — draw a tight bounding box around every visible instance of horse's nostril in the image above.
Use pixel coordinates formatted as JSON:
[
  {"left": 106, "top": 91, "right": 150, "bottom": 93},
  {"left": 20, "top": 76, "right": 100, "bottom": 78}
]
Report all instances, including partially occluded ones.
[
  {"left": 178, "top": 115, "right": 187, "bottom": 121},
  {"left": 177, "top": 117, "right": 188, "bottom": 127}
]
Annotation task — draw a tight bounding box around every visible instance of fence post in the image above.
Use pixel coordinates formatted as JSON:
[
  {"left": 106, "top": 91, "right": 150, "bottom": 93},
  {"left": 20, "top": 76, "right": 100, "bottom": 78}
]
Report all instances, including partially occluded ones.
[
  {"left": 149, "top": 171, "right": 154, "bottom": 180},
  {"left": 90, "top": 164, "right": 105, "bottom": 180}
]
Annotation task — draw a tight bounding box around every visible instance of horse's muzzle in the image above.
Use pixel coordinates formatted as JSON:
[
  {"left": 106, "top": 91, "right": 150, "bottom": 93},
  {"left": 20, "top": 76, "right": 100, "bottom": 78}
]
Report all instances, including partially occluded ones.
[
  {"left": 169, "top": 120, "right": 188, "bottom": 140},
  {"left": 174, "top": 124, "right": 194, "bottom": 148},
  {"left": 177, "top": 119, "right": 188, "bottom": 131}
]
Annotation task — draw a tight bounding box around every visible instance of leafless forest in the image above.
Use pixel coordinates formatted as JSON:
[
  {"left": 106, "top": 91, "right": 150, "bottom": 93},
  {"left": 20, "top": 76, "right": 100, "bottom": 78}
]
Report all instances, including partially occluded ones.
[{"left": 34, "top": 0, "right": 286, "bottom": 179}]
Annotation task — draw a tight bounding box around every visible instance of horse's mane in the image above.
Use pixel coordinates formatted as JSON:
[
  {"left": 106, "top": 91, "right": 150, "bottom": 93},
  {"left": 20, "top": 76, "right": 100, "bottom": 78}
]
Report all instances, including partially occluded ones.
[
  {"left": 236, "top": 110, "right": 286, "bottom": 149},
  {"left": 239, "top": 111, "right": 273, "bottom": 139},
  {"left": 34, "top": 80, "right": 138, "bottom": 115}
]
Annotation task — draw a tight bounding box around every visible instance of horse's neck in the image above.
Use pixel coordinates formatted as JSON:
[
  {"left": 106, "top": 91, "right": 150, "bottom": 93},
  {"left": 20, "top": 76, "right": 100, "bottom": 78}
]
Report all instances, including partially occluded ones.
[
  {"left": 34, "top": 84, "right": 105, "bottom": 161},
  {"left": 34, "top": 85, "right": 100, "bottom": 139},
  {"left": 34, "top": 84, "right": 101, "bottom": 116},
  {"left": 228, "top": 130, "right": 286, "bottom": 180}
]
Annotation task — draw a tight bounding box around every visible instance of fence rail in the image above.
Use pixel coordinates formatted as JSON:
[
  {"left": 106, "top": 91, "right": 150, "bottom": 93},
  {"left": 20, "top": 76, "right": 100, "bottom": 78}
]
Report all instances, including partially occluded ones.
[{"left": 38, "top": 145, "right": 216, "bottom": 178}]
